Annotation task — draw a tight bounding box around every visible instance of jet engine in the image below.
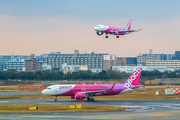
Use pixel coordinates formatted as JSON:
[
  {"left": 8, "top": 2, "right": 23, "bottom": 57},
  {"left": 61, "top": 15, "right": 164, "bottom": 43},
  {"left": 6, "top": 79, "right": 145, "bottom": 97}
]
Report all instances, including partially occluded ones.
[
  {"left": 75, "top": 93, "right": 85, "bottom": 100},
  {"left": 112, "top": 31, "right": 119, "bottom": 35},
  {"left": 97, "top": 31, "right": 103, "bottom": 36}
]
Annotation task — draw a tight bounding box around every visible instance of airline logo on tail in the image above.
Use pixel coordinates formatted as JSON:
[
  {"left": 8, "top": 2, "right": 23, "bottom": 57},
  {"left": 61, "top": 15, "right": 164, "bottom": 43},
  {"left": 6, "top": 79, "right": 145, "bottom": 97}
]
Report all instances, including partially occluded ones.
[{"left": 124, "top": 68, "right": 142, "bottom": 89}]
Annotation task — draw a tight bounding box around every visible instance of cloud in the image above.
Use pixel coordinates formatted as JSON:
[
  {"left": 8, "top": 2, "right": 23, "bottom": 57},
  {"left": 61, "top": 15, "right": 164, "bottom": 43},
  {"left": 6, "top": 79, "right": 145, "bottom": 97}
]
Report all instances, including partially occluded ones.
[{"left": 0, "top": 15, "right": 180, "bottom": 57}]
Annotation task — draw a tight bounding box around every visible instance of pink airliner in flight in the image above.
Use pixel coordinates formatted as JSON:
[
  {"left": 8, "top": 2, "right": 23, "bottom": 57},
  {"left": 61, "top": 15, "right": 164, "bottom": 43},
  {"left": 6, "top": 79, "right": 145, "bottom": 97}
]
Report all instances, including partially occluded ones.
[
  {"left": 94, "top": 20, "right": 141, "bottom": 38},
  {"left": 42, "top": 68, "right": 143, "bottom": 102}
]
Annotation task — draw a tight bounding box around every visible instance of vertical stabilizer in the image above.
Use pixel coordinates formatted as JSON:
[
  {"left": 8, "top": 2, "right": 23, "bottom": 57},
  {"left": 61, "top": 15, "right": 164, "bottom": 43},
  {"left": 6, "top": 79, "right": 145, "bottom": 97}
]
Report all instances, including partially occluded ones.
[
  {"left": 125, "top": 20, "right": 132, "bottom": 30},
  {"left": 124, "top": 68, "right": 142, "bottom": 89}
]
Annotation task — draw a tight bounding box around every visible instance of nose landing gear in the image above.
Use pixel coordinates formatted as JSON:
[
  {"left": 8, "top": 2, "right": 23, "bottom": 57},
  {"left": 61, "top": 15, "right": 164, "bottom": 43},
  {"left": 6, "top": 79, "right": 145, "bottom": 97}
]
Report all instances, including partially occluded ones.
[{"left": 54, "top": 96, "right": 57, "bottom": 102}]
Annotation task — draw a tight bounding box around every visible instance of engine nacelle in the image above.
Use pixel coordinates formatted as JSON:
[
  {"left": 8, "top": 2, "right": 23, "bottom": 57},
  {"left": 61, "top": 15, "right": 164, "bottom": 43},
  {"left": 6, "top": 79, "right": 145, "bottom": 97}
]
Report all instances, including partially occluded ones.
[
  {"left": 75, "top": 94, "right": 85, "bottom": 100},
  {"left": 97, "top": 31, "right": 103, "bottom": 36},
  {"left": 71, "top": 96, "right": 75, "bottom": 99},
  {"left": 112, "top": 31, "right": 119, "bottom": 35}
]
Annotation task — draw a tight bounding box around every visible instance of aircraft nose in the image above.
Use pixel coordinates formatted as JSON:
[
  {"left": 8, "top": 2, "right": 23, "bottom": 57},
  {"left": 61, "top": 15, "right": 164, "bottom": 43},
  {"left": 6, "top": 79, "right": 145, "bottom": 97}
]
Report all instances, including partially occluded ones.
[
  {"left": 94, "top": 27, "right": 97, "bottom": 31},
  {"left": 42, "top": 90, "right": 45, "bottom": 94}
]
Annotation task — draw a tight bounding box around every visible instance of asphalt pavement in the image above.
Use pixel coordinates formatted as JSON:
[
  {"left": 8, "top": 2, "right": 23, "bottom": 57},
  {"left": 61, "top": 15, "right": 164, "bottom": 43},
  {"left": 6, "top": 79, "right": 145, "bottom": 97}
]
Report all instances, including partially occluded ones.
[{"left": 0, "top": 99, "right": 180, "bottom": 119}]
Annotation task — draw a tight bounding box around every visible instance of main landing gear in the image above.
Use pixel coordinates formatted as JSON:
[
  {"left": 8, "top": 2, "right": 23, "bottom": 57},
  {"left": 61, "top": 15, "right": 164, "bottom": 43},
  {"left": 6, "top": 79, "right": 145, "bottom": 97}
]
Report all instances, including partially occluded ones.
[
  {"left": 105, "top": 36, "right": 119, "bottom": 38},
  {"left": 87, "top": 97, "right": 95, "bottom": 102},
  {"left": 54, "top": 96, "right": 57, "bottom": 102},
  {"left": 105, "top": 33, "right": 108, "bottom": 38}
]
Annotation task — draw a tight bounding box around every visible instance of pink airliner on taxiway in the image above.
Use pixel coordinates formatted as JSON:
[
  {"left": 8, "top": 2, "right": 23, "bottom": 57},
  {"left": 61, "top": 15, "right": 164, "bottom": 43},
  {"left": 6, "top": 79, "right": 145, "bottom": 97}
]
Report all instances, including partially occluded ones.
[
  {"left": 94, "top": 20, "right": 141, "bottom": 38},
  {"left": 42, "top": 68, "right": 143, "bottom": 102}
]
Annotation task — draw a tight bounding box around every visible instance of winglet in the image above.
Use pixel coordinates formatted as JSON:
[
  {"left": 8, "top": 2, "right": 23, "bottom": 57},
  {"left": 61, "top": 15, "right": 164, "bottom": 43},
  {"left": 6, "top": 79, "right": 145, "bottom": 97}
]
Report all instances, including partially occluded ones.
[{"left": 110, "top": 83, "right": 116, "bottom": 90}]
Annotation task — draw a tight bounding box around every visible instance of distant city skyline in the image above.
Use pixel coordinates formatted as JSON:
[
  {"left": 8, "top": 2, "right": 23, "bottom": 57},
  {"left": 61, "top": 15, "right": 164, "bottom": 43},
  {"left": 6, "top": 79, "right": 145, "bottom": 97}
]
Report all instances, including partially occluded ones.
[{"left": 0, "top": 0, "right": 180, "bottom": 57}]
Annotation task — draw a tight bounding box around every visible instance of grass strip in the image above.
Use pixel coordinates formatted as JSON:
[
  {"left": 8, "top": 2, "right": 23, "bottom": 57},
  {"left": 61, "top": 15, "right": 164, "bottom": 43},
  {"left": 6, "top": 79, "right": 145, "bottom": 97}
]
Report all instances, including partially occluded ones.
[{"left": 0, "top": 104, "right": 128, "bottom": 113}]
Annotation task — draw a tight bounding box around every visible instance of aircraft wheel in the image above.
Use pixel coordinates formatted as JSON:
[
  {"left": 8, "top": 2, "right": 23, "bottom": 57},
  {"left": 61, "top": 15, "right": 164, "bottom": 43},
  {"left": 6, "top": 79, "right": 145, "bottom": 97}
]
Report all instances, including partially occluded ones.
[
  {"left": 87, "top": 97, "right": 91, "bottom": 101},
  {"left": 91, "top": 98, "right": 95, "bottom": 102},
  {"left": 116, "top": 36, "right": 119, "bottom": 38},
  {"left": 105, "top": 36, "right": 108, "bottom": 38}
]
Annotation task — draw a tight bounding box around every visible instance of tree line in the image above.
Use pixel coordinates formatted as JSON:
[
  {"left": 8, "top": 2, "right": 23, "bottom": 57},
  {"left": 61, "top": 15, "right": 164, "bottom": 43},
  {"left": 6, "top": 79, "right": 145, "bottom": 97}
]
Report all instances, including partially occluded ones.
[{"left": 0, "top": 69, "right": 179, "bottom": 80}]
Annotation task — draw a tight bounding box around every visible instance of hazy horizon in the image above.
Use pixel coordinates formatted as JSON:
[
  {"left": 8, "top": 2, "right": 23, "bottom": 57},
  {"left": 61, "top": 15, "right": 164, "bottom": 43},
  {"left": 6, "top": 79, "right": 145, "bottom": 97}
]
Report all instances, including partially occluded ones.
[{"left": 0, "top": 0, "right": 180, "bottom": 57}]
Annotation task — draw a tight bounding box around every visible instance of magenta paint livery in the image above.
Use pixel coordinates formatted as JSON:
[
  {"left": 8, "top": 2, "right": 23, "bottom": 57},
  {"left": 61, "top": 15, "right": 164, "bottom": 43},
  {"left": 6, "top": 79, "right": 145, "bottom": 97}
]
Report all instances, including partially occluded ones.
[
  {"left": 42, "top": 68, "right": 143, "bottom": 102},
  {"left": 94, "top": 20, "right": 141, "bottom": 38}
]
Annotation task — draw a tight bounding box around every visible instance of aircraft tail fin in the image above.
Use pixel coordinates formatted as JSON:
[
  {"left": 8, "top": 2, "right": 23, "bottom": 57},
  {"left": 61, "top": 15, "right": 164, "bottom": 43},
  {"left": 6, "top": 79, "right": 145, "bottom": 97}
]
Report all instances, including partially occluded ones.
[
  {"left": 124, "top": 68, "right": 142, "bottom": 89},
  {"left": 125, "top": 20, "right": 132, "bottom": 30}
]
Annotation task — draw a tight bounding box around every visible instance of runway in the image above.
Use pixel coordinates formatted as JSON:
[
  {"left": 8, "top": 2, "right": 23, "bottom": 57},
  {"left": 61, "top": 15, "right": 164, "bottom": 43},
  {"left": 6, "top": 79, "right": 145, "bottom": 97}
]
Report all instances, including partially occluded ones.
[{"left": 0, "top": 99, "right": 180, "bottom": 119}]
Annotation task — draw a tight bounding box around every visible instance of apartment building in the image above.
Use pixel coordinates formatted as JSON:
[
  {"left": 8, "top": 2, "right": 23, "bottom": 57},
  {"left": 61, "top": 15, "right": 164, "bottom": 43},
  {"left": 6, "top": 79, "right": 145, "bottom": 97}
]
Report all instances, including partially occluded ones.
[
  {"left": 6, "top": 57, "right": 25, "bottom": 72},
  {"left": 46, "top": 50, "right": 108, "bottom": 71},
  {"left": 146, "top": 60, "right": 180, "bottom": 69},
  {"left": 25, "top": 54, "right": 42, "bottom": 72}
]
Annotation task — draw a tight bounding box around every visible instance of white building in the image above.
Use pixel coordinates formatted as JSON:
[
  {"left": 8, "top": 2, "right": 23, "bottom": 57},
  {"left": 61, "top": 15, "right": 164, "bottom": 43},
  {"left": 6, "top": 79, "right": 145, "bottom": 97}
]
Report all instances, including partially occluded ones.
[
  {"left": 6, "top": 57, "right": 25, "bottom": 72},
  {"left": 90, "top": 68, "right": 102, "bottom": 73},
  {"left": 146, "top": 60, "right": 180, "bottom": 69},
  {"left": 62, "top": 63, "right": 102, "bottom": 73},
  {"left": 62, "top": 63, "right": 81, "bottom": 73},
  {"left": 42, "top": 64, "right": 52, "bottom": 71},
  {"left": 111, "top": 66, "right": 175, "bottom": 73}
]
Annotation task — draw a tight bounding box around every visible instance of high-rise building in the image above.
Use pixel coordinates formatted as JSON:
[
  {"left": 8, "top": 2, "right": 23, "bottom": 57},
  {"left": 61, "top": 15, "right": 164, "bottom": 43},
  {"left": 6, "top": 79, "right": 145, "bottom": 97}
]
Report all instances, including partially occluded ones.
[
  {"left": 137, "top": 54, "right": 161, "bottom": 66},
  {"left": 146, "top": 60, "right": 180, "bottom": 69},
  {"left": 35, "top": 54, "right": 48, "bottom": 63},
  {"left": 103, "top": 55, "right": 116, "bottom": 70},
  {"left": 116, "top": 57, "right": 127, "bottom": 66},
  {"left": 115, "top": 57, "right": 137, "bottom": 66},
  {"left": 25, "top": 54, "right": 42, "bottom": 72},
  {"left": 174, "top": 51, "right": 180, "bottom": 60},
  {"left": 0, "top": 55, "right": 31, "bottom": 71},
  {"left": 45, "top": 50, "right": 108, "bottom": 71},
  {"left": 127, "top": 57, "right": 137, "bottom": 66},
  {"left": 165, "top": 54, "right": 175, "bottom": 60},
  {"left": 6, "top": 57, "right": 25, "bottom": 72},
  {"left": 0, "top": 56, "right": 11, "bottom": 71}
]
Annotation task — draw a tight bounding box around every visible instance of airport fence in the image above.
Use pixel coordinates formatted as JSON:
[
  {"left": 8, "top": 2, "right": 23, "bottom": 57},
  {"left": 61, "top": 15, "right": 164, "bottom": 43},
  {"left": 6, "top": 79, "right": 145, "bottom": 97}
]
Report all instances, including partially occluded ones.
[{"left": 18, "top": 85, "right": 50, "bottom": 91}]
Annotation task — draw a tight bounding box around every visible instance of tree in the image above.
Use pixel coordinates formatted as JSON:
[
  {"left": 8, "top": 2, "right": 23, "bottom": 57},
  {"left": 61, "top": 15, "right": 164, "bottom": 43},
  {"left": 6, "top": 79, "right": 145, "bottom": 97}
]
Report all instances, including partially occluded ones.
[{"left": 97, "top": 70, "right": 109, "bottom": 79}]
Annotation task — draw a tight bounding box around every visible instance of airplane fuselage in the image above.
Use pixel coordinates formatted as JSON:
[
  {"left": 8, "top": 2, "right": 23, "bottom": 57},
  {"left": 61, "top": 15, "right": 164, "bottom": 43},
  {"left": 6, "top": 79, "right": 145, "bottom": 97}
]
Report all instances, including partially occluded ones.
[
  {"left": 94, "top": 20, "right": 141, "bottom": 38},
  {"left": 42, "top": 68, "right": 143, "bottom": 101},
  {"left": 42, "top": 84, "right": 143, "bottom": 97},
  {"left": 94, "top": 25, "right": 127, "bottom": 36}
]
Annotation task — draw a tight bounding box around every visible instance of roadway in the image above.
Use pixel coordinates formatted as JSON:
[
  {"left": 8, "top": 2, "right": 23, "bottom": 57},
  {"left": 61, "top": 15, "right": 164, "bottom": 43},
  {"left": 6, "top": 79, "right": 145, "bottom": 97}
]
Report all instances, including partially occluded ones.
[{"left": 0, "top": 99, "right": 180, "bottom": 119}]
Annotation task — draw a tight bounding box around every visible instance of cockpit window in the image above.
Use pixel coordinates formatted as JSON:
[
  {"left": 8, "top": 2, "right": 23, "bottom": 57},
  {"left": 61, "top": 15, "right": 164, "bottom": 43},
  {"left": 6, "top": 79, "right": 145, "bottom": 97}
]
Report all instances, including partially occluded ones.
[
  {"left": 96, "top": 26, "right": 100, "bottom": 27},
  {"left": 46, "top": 88, "right": 51, "bottom": 90}
]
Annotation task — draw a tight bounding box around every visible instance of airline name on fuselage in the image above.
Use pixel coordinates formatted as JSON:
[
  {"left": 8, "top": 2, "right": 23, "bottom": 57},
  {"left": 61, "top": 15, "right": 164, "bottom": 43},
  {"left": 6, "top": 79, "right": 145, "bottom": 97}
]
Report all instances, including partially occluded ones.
[{"left": 59, "top": 86, "right": 73, "bottom": 89}]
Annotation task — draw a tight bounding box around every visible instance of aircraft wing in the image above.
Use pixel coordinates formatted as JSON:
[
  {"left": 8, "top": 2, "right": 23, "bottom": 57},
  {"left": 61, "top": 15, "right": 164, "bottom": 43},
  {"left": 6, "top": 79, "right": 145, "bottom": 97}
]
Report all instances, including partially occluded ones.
[
  {"left": 131, "top": 85, "right": 144, "bottom": 89},
  {"left": 79, "top": 90, "right": 107, "bottom": 95},
  {"left": 116, "top": 29, "right": 142, "bottom": 33},
  {"left": 78, "top": 83, "right": 116, "bottom": 95}
]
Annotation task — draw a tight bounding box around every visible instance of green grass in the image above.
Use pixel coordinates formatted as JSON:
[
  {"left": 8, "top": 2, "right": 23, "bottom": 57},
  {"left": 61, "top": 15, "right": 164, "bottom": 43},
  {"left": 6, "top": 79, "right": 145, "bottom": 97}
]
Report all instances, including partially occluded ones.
[{"left": 0, "top": 104, "right": 128, "bottom": 113}]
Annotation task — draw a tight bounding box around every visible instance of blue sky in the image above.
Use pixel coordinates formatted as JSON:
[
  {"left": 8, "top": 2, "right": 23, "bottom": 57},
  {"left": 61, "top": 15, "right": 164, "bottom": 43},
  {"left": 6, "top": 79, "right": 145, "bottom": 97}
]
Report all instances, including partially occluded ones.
[
  {"left": 0, "top": 0, "right": 180, "bottom": 56},
  {"left": 0, "top": 0, "right": 179, "bottom": 22}
]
